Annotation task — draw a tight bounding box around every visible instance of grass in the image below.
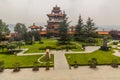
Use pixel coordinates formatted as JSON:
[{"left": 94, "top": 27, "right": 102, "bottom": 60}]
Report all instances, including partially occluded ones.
[
  {"left": 21, "top": 38, "right": 57, "bottom": 53},
  {"left": 0, "top": 50, "right": 54, "bottom": 68},
  {"left": 21, "top": 38, "right": 83, "bottom": 53},
  {"left": 65, "top": 49, "right": 120, "bottom": 65},
  {"left": 75, "top": 38, "right": 103, "bottom": 46}
]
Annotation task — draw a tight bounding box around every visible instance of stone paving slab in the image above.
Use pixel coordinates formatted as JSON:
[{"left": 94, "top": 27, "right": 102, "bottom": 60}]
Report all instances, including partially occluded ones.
[
  {"left": 54, "top": 51, "right": 69, "bottom": 70},
  {"left": 113, "top": 50, "right": 120, "bottom": 57},
  {"left": 1, "top": 66, "right": 120, "bottom": 80},
  {"left": 17, "top": 53, "right": 46, "bottom": 56},
  {"left": 65, "top": 46, "right": 100, "bottom": 54}
]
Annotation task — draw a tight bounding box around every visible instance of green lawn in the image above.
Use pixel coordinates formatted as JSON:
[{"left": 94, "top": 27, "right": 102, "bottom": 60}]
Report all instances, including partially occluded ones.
[
  {"left": 75, "top": 38, "right": 103, "bottom": 46},
  {"left": 21, "top": 38, "right": 104, "bottom": 53},
  {"left": 0, "top": 50, "right": 54, "bottom": 68},
  {"left": 65, "top": 50, "right": 120, "bottom": 65},
  {"left": 22, "top": 38, "right": 57, "bottom": 53},
  {"left": 21, "top": 38, "right": 83, "bottom": 53}
]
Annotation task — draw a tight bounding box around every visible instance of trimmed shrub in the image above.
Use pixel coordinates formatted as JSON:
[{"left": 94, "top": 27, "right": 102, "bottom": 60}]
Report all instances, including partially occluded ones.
[
  {"left": 46, "top": 45, "right": 56, "bottom": 49},
  {"left": 85, "top": 37, "right": 97, "bottom": 43},
  {"left": 113, "top": 42, "right": 118, "bottom": 45},
  {"left": 25, "top": 40, "right": 33, "bottom": 45},
  {"left": 73, "top": 61, "right": 78, "bottom": 68},
  {"left": 0, "top": 61, "right": 4, "bottom": 72},
  {"left": 100, "top": 46, "right": 109, "bottom": 51},
  {"left": 56, "top": 47, "right": 62, "bottom": 50},
  {"left": 88, "top": 58, "right": 97, "bottom": 68},
  {"left": 13, "top": 62, "right": 20, "bottom": 72},
  {"left": 39, "top": 45, "right": 56, "bottom": 50},
  {"left": 111, "top": 59, "right": 118, "bottom": 68},
  {"left": 7, "top": 42, "right": 17, "bottom": 51},
  {"left": 39, "top": 41, "right": 44, "bottom": 44}
]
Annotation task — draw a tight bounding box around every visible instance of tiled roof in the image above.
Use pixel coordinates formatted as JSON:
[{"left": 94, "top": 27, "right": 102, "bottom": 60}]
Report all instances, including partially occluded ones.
[
  {"left": 58, "top": 14, "right": 65, "bottom": 16},
  {"left": 47, "top": 13, "right": 65, "bottom": 17},
  {"left": 47, "top": 14, "right": 55, "bottom": 16},
  {"left": 97, "top": 31, "right": 109, "bottom": 35},
  {"left": 29, "top": 26, "right": 40, "bottom": 29},
  {"left": 68, "top": 31, "right": 75, "bottom": 34},
  {"left": 40, "top": 31, "right": 47, "bottom": 35}
]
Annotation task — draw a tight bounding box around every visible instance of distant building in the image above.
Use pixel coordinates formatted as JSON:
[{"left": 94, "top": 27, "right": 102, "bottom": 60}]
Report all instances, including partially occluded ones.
[
  {"left": 109, "top": 30, "right": 120, "bottom": 39},
  {"left": 29, "top": 23, "right": 42, "bottom": 31},
  {"left": 97, "top": 31, "right": 109, "bottom": 35},
  {"left": 29, "top": 5, "right": 75, "bottom": 37},
  {"left": 46, "top": 5, "right": 67, "bottom": 37}
]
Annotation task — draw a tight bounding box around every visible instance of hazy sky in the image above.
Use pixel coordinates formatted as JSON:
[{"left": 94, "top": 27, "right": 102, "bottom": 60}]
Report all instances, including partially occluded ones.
[{"left": 0, "top": 0, "right": 120, "bottom": 26}]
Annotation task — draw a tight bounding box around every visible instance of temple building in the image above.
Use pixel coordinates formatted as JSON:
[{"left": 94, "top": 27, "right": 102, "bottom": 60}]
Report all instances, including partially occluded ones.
[
  {"left": 46, "top": 5, "right": 67, "bottom": 37},
  {"left": 28, "top": 5, "right": 75, "bottom": 37},
  {"left": 29, "top": 23, "right": 42, "bottom": 31}
]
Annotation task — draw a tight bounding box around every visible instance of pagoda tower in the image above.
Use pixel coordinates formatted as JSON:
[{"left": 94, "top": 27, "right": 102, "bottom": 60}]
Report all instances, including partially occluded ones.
[{"left": 46, "top": 5, "right": 66, "bottom": 37}]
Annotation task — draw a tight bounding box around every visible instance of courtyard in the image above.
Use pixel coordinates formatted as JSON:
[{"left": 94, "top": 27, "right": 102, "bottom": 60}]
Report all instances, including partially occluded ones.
[
  {"left": 1, "top": 39, "right": 120, "bottom": 80},
  {"left": 0, "top": 1, "right": 120, "bottom": 80},
  {"left": 1, "top": 66, "right": 120, "bottom": 80}
]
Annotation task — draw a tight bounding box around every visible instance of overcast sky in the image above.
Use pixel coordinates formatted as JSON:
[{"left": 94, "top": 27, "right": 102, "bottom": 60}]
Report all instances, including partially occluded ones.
[{"left": 0, "top": 0, "right": 120, "bottom": 26}]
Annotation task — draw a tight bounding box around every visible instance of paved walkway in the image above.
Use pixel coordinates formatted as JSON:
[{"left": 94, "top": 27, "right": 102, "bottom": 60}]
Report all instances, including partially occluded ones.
[
  {"left": 113, "top": 50, "right": 120, "bottom": 57},
  {"left": 15, "top": 46, "right": 100, "bottom": 71},
  {"left": 17, "top": 48, "right": 45, "bottom": 56},
  {"left": 83, "top": 46, "right": 100, "bottom": 53},
  {"left": 65, "top": 46, "right": 100, "bottom": 54},
  {"left": 54, "top": 51, "right": 69, "bottom": 70},
  {"left": 1, "top": 66, "right": 120, "bottom": 80}
]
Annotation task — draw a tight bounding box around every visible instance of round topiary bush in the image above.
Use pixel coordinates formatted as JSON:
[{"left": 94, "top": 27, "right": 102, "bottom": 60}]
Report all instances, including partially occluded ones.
[{"left": 113, "top": 42, "right": 118, "bottom": 45}]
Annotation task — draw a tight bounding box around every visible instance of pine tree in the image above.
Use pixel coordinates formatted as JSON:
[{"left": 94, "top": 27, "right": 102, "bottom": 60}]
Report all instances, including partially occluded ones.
[
  {"left": 14, "top": 23, "right": 27, "bottom": 41},
  {"left": 0, "top": 19, "right": 10, "bottom": 41},
  {"left": 58, "top": 19, "right": 70, "bottom": 44},
  {"left": 74, "top": 16, "right": 84, "bottom": 41},
  {"left": 84, "top": 17, "right": 97, "bottom": 37}
]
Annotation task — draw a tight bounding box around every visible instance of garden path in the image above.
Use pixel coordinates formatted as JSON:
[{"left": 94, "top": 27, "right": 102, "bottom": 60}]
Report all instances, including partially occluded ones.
[
  {"left": 17, "top": 46, "right": 100, "bottom": 56},
  {"left": 1, "top": 66, "right": 120, "bottom": 80},
  {"left": 17, "top": 48, "right": 46, "bottom": 56},
  {"left": 65, "top": 46, "right": 100, "bottom": 54},
  {"left": 54, "top": 51, "right": 69, "bottom": 70},
  {"left": 16, "top": 46, "right": 100, "bottom": 70},
  {"left": 113, "top": 50, "right": 120, "bottom": 57}
]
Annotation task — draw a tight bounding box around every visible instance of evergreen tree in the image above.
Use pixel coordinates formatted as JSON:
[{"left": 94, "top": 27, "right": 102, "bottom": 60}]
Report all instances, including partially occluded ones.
[
  {"left": 33, "top": 30, "right": 41, "bottom": 41},
  {"left": 14, "top": 23, "right": 27, "bottom": 41},
  {"left": 0, "top": 19, "right": 10, "bottom": 41},
  {"left": 74, "top": 16, "right": 84, "bottom": 41},
  {"left": 84, "top": 17, "right": 97, "bottom": 37},
  {"left": 23, "top": 32, "right": 31, "bottom": 42},
  {"left": 58, "top": 19, "right": 70, "bottom": 44}
]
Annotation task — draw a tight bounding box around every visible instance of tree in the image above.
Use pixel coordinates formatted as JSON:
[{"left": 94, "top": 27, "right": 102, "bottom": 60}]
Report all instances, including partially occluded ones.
[
  {"left": 32, "top": 30, "right": 41, "bottom": 41},
  {"left": 58, "top": 19, "right": 71, "bottom": 44},
  {"left": 14, "top": 23, "right": 27, "bottom": 41},
  {"left": 13, "top": 62, "right": 20, "bottom": 72},
  {"left": 24, "top": 32, "right": 33, "bottom": 45},
  {"left": 32, "top": 61, "right": 39, "bottom": 71},
  {"left": 17, "top": 41, "right": 23, "bottom": 50},
  {"left": 0, "top": 19, "right": 10, "bottom": 41},
  {"left": 14, "top": 23, "right": 27, "bottom": 33},
  {"left": 73, "top": 61, "right": 78, "bottom": 68},
  {"left": 74, "top": 16, "right": 84, "bottom": 41},
  {"left": 7, "top": 42, "right": 17, "bottom": 53},
  {"left": 84, "top": 17, "right": 97, "bottom": 37},
  {"left": 88, "top": 58, "right": 97, "bottom": 68},
  {"left": 0, "top": 43, "right": 7, "bottom": 52},
  {"left": 111, "top": 59, "right": 118, "bottom": 68},
  {"left": 0, "top": 61, "right": 4, "bottom": 72}
]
